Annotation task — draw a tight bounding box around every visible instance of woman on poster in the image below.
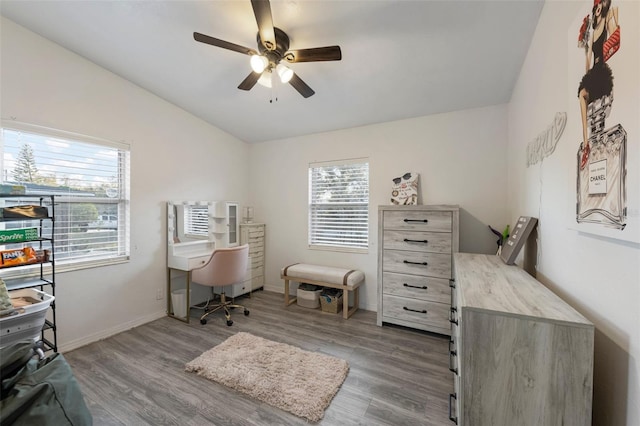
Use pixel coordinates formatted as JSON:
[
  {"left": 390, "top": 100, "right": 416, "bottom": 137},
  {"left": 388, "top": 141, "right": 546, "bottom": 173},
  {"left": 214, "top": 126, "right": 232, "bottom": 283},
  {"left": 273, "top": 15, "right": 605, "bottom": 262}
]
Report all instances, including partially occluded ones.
[{"left": 577, "top": 0, "right": 620, "bottom": 170}]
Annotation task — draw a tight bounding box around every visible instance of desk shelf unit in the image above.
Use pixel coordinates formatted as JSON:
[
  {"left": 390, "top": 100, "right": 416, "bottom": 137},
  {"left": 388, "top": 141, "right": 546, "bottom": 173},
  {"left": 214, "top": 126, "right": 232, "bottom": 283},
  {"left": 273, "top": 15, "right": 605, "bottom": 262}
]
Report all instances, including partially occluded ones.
[
  {"left": 210, "top": 201, "right": 239, "bottom": 248},
  {"left": 0, "top": 194, "right": 57, "bottom": 353}
]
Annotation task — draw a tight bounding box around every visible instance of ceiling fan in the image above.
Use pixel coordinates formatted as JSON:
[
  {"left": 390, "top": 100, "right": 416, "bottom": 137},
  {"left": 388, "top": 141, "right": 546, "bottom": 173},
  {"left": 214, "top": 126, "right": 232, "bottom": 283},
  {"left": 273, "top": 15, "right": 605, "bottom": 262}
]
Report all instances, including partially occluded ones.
[{"left": 193, "top": 0, "right": 342, "bottom": 98}]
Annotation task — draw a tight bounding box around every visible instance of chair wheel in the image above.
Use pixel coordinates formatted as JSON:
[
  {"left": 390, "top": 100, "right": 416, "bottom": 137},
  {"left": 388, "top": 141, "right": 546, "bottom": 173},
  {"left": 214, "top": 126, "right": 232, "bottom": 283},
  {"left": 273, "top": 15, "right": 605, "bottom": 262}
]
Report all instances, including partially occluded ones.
[
  {"left": 200, "top": 318, "right": 207, "bottom": 325},
  {"left": 244, "top": 309, "right": 250, "bottom": 316},
  {"left": 226, "top": 320, "right": 233, "bottom": 326}
]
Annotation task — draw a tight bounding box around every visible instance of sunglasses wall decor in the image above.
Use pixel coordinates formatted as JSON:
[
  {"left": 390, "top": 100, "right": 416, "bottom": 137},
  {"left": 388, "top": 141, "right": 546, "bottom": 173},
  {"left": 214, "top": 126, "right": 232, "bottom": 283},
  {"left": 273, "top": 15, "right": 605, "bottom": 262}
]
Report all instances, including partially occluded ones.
[{"left": 390, "top": 172, "right": 420, "bottom": 205}]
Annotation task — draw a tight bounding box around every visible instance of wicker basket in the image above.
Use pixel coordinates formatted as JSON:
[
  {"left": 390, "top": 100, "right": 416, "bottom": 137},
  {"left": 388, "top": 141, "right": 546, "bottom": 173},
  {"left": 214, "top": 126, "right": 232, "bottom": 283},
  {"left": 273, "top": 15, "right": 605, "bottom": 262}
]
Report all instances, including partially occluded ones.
[{"left": 319, "top": 292, "right": 343, "bottom": 314}]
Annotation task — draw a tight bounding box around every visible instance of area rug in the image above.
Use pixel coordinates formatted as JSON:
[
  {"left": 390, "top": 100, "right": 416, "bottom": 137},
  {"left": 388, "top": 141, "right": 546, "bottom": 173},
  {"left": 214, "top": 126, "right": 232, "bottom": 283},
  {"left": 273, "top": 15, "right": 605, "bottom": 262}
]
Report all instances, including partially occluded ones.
[{"left": 185, "top": 332, "right": 349, "bottom": 422}]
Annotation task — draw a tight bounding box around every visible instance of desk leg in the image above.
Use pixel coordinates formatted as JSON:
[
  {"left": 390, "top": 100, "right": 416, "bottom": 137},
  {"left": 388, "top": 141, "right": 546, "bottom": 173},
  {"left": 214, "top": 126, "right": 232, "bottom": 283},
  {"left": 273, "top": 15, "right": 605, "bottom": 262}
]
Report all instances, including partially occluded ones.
[
  {"left": 185, "top": 271, "right": 191, "bottom": 324},
  {"left": 166, "top": 267, "right": 171, "bottom": 316}
]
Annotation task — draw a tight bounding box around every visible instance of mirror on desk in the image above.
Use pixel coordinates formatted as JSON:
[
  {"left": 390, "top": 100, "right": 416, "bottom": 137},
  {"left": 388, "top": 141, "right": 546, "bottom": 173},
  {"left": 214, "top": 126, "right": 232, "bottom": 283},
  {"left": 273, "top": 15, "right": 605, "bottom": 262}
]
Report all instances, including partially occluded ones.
[
  {"left": 168, "top": 201, "right": 212, "bottom": 245},
  {"left": 167, "top": 201, "right": 215, "bottom": 271}
]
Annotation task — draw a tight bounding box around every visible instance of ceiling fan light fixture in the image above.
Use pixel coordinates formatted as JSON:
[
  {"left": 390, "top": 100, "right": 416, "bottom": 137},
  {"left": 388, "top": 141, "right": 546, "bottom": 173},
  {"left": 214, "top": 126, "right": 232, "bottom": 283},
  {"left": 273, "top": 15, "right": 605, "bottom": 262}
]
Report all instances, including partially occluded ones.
[
  {"left": 276, "top": 63, "right": 294, "bottom": 83},
  {"left": 250, "top": 54, "right": 268, "bottom": 73},
  {"left": 257, "top": 71, "right": 273, "bottom": 88}
]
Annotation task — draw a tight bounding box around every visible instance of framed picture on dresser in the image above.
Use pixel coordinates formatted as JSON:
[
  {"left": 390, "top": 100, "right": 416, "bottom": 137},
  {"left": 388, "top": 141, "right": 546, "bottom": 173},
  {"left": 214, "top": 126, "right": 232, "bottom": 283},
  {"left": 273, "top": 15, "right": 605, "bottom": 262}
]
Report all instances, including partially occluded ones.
[{"left": 500, "top": 216, "right": 538, "bottom": 265}]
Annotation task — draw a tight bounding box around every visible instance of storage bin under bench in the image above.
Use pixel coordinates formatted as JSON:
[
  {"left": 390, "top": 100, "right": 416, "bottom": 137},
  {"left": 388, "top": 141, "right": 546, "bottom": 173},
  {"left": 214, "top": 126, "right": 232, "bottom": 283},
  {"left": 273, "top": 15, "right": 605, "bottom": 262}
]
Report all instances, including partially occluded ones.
[{"left": 280, "top": 263, "right": 364, "bottom": 319}]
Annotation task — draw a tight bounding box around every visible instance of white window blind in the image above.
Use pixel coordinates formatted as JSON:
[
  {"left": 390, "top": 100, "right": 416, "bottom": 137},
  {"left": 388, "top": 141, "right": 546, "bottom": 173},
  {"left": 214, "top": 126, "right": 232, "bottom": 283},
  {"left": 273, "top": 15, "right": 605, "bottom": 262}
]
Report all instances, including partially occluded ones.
[
  {"left": 1, "top": 122, "right": 130, "bottom": 268},
  {"left": 309, "top": 159, "right": 369, "bottom": 250},
  {"left": 184, "top": 205, "right": 209, "bottom": 237}
]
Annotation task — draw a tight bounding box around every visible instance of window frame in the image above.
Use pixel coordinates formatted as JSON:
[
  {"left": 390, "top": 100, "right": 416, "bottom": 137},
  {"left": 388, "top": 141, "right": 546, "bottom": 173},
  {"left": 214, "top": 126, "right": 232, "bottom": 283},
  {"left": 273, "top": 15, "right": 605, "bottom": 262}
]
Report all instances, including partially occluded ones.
[
  {"left": 1, "top": 120, "right": 131, "bottom": 272},
  {"left": 308, "top": 158, "right": 369, "bottom": 254}
]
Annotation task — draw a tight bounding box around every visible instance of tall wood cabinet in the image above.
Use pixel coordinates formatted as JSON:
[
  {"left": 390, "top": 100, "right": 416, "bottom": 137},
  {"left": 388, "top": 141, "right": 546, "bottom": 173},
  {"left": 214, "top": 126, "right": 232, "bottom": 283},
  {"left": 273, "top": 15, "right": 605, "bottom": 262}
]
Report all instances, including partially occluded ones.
[
  {"left": 240, "top": 223, "right": 265, "bottom": 293},
  {"left": 449, "top": 253, "right": 594, "bottom": 426},
  {"left": 377, "top": 205, "right": 459, "bottom": 335}
]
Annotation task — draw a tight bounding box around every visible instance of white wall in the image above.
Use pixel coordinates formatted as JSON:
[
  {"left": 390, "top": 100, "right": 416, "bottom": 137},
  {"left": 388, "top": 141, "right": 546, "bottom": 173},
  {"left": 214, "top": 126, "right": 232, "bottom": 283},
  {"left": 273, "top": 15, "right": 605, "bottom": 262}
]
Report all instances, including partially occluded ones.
[
  {"left": 1, "top": 17, "right": 251, "bottom": 351},
  {"left": 249, "top": 104, "right": 509, "bottom": 311},
  {"left": 507, "top": 1, "right": 640, "bottom": 425}
]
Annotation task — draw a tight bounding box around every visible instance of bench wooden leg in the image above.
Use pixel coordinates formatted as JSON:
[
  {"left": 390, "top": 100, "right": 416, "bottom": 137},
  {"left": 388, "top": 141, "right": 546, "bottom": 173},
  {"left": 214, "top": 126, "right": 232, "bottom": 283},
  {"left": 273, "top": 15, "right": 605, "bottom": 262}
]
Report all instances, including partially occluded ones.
[
  {"left": 342, "top": 290, "right": 350, "bottom": 319},
  {"left": 284, "top": 279, "right": 297, "bottom": 306},
  {"left": 344, "top": 287, "right": 359, "bottom": 319}
]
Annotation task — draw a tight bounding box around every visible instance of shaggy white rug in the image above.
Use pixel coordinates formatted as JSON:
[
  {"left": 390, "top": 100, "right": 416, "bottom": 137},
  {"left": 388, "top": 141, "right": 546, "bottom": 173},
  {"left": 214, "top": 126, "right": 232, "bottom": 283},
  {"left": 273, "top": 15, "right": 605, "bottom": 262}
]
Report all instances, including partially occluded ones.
[{"left": 185, "top": 332, "right": 349, "bottom": 422}]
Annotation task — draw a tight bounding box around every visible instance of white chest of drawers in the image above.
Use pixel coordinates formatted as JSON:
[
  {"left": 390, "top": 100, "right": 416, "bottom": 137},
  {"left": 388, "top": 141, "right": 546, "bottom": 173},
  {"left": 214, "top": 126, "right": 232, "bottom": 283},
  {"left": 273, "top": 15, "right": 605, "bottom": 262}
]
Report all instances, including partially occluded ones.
[
  {"left": 240, "top": 223, "right": 265, "bottom": 292},
  {"left": 377, "top": 205, "right": 459, "bottom": 335}
]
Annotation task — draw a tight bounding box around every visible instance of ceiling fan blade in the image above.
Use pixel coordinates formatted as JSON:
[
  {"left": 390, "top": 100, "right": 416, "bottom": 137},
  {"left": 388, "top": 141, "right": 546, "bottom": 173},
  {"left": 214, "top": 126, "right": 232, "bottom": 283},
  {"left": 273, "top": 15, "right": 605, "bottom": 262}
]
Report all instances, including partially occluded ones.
[
  {"left": 238, "top": 71, "right": 262, "bottom": 91},
  {"left": 251, "top": 0, "right": 276, "bottom": 51},
  {"left": 284, "top": 46, "right": 342, "bottom": 63},
  {"left": 193, "top": 32, "right": 256, "bottom": 56},
  {"left": 289, "top": 73, "right": 315, "bottom": 98}
]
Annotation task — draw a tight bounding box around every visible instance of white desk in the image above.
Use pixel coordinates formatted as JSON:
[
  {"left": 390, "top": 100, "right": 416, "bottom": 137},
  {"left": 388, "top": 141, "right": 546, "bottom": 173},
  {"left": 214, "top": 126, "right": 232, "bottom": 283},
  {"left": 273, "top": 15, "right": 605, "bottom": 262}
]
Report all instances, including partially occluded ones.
[{"left": 167, "top": 240, "right": 214, "bottom": 323}]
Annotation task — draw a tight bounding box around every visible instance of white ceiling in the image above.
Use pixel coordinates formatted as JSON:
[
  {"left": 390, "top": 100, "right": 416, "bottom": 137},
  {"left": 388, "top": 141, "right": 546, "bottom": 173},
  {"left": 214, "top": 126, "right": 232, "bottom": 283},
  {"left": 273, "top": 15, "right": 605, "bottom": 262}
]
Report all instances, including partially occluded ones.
[{"left": 0, "top": 0, "right": 544, "bottom": 143}]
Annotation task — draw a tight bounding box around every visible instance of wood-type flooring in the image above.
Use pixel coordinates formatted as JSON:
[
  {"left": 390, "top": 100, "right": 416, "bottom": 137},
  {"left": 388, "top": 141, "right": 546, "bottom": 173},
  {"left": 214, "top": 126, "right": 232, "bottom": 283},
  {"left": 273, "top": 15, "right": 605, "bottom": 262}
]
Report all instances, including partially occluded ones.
[{"left": 64, "top": 290, "right": 453, "bottom": 425}]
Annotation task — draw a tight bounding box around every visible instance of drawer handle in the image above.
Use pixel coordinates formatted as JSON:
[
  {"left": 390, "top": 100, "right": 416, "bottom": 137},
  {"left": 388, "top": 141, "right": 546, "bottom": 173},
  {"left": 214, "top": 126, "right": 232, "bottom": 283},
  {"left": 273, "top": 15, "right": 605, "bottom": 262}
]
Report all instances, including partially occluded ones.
[
  {"left": 449, "top": 278, "right": 456, "bottom": 289},
  {"left": 403, "top": 307, "right": 427, "bottom": 314},
  {"left": 448, "top": 393, "right": 458, "bottom": 424},
  {"left": 404, "top": 218, "right": 429, "bottom": 223},
  {"left": 403, "top": 260, "right": 428, "bottom": 266},
  {"left": 403, "top": 238, "right": 429, "bottom": 244},
  {"left": 448, "top": 339, "right": 458, "bottom": 375},
  {"left": 449, "top": 307, "right": 458, "bottom": 325},
  {"left": 403, "top": 283, "right": 428, "bottom": 290}
]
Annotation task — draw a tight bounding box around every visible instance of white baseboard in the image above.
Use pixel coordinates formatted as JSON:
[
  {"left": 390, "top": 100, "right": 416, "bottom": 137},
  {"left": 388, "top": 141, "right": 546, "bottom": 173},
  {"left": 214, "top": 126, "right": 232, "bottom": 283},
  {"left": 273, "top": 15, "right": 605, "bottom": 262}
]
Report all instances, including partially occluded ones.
[
  {"left": 59, "top": 311, "right": 166, "bottom": 353},
  {"left": 263, "top": 283, "right": 281, "bottom": 293},
  {"left": 60, "top": 286, "right": 380, "bottom": 353}
]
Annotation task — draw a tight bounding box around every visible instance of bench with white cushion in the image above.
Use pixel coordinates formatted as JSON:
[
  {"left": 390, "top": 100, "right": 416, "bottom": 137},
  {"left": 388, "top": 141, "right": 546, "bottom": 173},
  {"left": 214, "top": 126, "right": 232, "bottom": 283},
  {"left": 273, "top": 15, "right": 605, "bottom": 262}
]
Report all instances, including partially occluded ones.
[{"left": 280, "top": 263, "right": 365, "bottom": 319}]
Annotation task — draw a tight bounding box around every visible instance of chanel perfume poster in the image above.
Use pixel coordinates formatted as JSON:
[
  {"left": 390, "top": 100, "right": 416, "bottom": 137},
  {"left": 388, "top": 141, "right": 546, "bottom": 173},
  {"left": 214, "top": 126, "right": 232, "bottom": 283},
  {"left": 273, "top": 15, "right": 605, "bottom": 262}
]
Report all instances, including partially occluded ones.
[{"left": 567, "top": 0, "right": 639, "bottom": 243}]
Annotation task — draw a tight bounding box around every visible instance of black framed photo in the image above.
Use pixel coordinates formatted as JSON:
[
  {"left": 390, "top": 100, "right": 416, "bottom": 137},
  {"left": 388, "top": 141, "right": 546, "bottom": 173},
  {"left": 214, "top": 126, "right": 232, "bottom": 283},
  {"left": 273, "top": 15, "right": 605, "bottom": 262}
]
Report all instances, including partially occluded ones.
[{"left": 500, "top": 216, "right": 538, "bottom": 265}]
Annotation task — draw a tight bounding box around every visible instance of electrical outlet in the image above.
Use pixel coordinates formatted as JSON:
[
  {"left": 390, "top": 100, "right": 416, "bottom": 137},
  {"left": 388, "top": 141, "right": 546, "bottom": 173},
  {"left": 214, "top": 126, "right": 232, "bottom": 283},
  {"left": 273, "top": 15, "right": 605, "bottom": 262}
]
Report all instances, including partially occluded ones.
[{"left": 156, "top": 288, "right": 163, "bottom": 300}]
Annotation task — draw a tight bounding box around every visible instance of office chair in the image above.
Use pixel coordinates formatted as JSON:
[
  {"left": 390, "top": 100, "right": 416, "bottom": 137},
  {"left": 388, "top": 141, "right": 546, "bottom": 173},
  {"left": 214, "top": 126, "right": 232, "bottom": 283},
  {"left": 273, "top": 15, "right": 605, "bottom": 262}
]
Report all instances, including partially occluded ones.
[{"left": 191, "top": 244, "right": 249, "bottom": 326}]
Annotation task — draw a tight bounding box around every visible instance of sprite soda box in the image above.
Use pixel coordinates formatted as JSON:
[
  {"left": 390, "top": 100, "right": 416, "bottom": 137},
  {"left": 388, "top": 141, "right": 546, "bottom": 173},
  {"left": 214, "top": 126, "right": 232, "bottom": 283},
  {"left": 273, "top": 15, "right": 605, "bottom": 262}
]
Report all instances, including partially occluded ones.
[{"left": 0, "top": 228, "right": 39, "bottom": 243}]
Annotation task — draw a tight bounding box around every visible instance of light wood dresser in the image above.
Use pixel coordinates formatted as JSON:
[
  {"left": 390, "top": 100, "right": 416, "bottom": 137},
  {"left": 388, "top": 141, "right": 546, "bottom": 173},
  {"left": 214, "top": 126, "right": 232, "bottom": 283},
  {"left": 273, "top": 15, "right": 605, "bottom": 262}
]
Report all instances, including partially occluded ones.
[
  {"left": 239, "top": 223, "right": 265, "bottom": 293},
  {"left": 449, "top": 253, "right": 594, "bottom": 426},
  {"left": 377, "top": 205, "right": 459, "bottom": 335}
]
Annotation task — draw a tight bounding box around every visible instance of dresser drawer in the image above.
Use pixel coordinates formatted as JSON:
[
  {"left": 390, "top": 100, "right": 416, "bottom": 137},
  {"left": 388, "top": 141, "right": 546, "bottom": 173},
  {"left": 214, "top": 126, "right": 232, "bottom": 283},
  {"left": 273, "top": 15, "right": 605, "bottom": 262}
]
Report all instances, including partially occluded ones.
[
  {"left": 188, "top": 255, "right": 210, "bottom": 270},
  {"left": 383, "top": 250, "right": 452, "bottom": 279},
  {"left": 247, "top": 228, "right": 265, "bottom": 238},
  {"left": 383, "top": 230, "right": 452, "bottom": 253},
  {"left": 247, "top": 236, "right": 264, "bottom": 245},
  {"left": 250, "top": 256, "right": 264, "bottom": 268},
  {"left": 252, "top": 266, "right": 264, "bottom": 277},
  {"left": 249, "top": 246, "right": 264, "bottom": 257},
  {"left": 382, "top": 272, "right": 451, "bottom": 304},
  {"left": 250, "top": 274, "right": 264, "bottom": 287},
  {"left": 382, "top": 294, "right": 450, "bottom": 330},
  {"left": 383, "top": 210, "right": 452, "bottom": 232}
]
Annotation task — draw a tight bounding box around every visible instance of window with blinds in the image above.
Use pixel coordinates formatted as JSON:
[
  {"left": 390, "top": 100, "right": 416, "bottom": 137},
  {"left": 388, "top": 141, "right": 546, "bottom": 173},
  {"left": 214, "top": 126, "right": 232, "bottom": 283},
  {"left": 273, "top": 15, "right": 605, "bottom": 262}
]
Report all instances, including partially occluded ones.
[
  {"left": 308, "top": 159, "right": 369, "bottom": 251},
  {"left": 1, "top": 122, "right": 130, "bottom": 269}
]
